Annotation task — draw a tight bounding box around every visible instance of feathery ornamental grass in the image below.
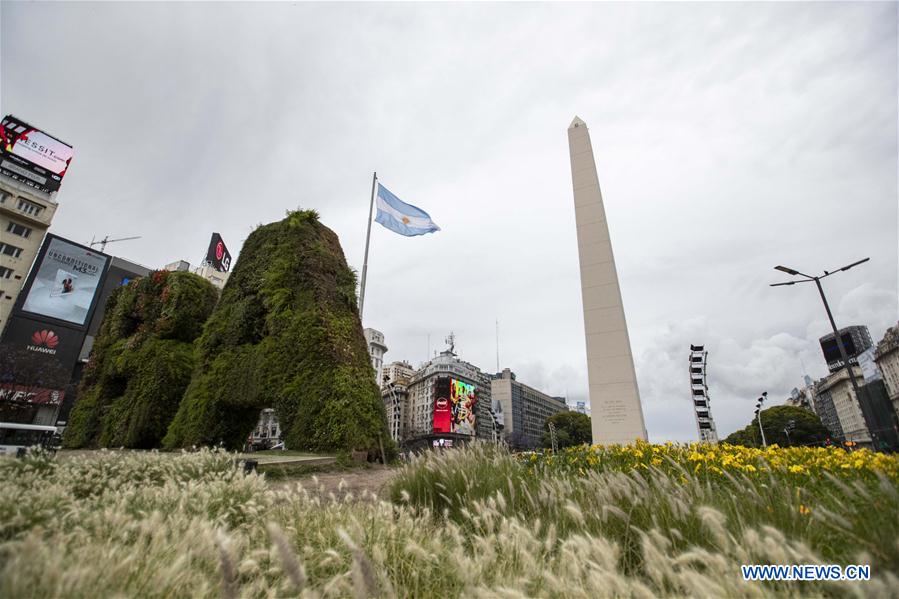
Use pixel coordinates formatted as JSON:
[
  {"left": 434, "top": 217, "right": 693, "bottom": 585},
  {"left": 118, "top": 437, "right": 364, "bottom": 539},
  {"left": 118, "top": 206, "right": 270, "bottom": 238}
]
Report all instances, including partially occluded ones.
[{"left": 1, "top": 444, "right": 897, "bottom": 597}]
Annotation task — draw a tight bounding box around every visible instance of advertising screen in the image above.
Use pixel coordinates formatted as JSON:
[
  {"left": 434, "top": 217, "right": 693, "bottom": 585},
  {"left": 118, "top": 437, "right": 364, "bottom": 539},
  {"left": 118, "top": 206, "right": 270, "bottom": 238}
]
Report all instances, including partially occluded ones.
[
  {"left": 0, "top": 384, "right": 64, "bottom": 406},
  {"left": 450, "top": 379, "right": 477, "bottom": 435},
  {"left": 19, "top": 236, "right": 110, "bottom": 327},
  {"left": 0, "top": 115, "right": 74, "bottom": 193},
  {"left": 433, "top": 377, "right": 452, "bottom": 433},
  {"left": 205, "top": 233, "right": 232, "bottom": 272},
  {"left": 821, "top": 333, "right": 859, "bottom": 367}
]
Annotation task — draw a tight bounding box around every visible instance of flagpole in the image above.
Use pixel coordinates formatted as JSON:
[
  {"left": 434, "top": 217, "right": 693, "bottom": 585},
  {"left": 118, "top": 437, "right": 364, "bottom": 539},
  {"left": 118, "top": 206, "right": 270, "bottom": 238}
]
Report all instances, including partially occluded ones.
[{"left": 359, "top": 171, "right": 377, "bottom": 319}]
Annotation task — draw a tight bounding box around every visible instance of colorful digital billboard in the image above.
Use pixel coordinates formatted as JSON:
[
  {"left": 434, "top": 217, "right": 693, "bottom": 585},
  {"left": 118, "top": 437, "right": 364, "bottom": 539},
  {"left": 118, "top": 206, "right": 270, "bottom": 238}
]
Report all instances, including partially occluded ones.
[
  {"left": 18, "top": 235, "right": 110, "bottom": 328},
  {"left": 0, "top": 115, "right": 74, "bottom": 193},
  {"left": 205, "top": 233, "right": 232, "bottom": 272},
  {"left": 450, "top": 379, "right": 477, "bottom": 435},
  {"left": 433, "top": 377, "right": 478, "bottom": 436}
]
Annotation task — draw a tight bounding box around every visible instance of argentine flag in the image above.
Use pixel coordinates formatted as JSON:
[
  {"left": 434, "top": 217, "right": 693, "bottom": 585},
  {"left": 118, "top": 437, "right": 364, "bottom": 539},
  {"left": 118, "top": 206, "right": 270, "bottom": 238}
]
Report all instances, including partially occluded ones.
[{"left": 375, "top": 183, "right": 440, "bottom": 237}]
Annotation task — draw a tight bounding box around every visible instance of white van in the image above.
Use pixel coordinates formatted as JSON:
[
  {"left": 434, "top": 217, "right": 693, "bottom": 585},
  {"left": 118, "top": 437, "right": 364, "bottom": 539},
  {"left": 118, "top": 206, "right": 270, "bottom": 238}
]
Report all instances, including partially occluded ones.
[{"left": 0, "top": 422, "right": 59, "bottom": 456}]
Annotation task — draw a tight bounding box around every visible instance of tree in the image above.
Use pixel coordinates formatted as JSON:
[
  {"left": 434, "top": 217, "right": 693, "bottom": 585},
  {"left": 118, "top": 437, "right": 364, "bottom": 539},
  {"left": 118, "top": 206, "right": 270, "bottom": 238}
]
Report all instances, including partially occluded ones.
[
  {"left": 541, "top": 411, "right": 592, "bottom": 449},
  {"left": 723, "top": 405, "right": 830, "bottom": 448}
]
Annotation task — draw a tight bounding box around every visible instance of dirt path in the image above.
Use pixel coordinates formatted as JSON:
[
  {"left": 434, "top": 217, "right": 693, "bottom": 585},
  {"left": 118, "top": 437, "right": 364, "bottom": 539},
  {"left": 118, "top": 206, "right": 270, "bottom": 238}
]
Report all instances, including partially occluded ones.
[{"left": 268, "top": 465, "right": 399, "bottom": 501}]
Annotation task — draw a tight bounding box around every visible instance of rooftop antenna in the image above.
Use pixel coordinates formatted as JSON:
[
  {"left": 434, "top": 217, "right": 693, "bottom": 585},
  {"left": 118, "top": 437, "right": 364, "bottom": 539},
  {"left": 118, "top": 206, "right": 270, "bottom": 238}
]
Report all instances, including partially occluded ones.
[
  {"left": 427, "top": 333, "right": 430, "bottom": 363},
  {"left": 89, "top": 234, "right": 142, "bottom": 253},
  {"left": 495, "top": 318, "right": 500, "bottom": 372}
]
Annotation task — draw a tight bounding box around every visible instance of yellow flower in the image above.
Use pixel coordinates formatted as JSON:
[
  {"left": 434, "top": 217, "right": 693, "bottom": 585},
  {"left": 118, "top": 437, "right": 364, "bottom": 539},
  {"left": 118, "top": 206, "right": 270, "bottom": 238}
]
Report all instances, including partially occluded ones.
[
  {"left": 789, "top": 465, "right": 803, "bottom": 474},
  {"left": 799, "top": 504, "right": 811, "bottom": 515}
]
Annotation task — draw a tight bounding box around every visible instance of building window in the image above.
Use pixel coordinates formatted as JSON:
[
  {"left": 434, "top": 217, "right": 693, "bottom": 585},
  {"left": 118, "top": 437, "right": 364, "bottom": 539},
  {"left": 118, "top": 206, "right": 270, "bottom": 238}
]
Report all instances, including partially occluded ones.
[
  {"left": 0, "top": 191, "right": 10, "bottom": 204},
  {"left": 16, "top": 198, "right": 44, "bottom": 216},
  {"left": 0, "top": 243, "right": 23, "bottom": 258},
  {"left": 6, "top": 221, "right": 31, "bottom": 238},
  {"left": 0, "top": 266, "right": 11, "bottom": 279}
]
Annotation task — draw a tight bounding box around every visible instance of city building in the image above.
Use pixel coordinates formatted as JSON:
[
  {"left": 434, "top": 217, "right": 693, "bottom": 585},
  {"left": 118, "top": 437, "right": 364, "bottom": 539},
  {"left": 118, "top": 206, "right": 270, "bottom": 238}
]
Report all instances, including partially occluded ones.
[
  {"left": 814, "top": 366, "right": 870, "bottom": 445},
  {"left": 786, "top": 386, "right": 816, "bottom": 411},
  {"left": 491, "top": 368, "right": 568, "bottom": 450},
  {"left": 363, "top": 328, "right": 387, "bottom": 383},
  {"left": 382, "top": 360, "right": 415, "bottom": 387},
  {"left": 248, "top": 408, "right": 282, "bottom": 450},
  {"left": 402, "top": 336, "right": 493, "bottom": 449},
  {"left": 0, "top": 115, "right": 74, "bottom": 335},
  {"left": 874, "top": 323, "right": 899, "bottom": 417},
  {"left": 382, "top": 375, "right": 411, "bottom": 444},
  {"left": 567, "top": 116, "right": 647, "bottom": 444},
  {"left": 163, "top": 260, "right": 230, "bottom": 290},
  {"left": 0, "top": 179, "right": 59, "bottom": 334},
  {"left": 786, "top": 375, "right": 818, "bottom": 412},
  {"left": 812, "top": 385, "right": 843, "bottom": 442},
  {"left": 819, "top": 325, "right": 873, "bottom": 374},
  {"left": 856, "top": 379, "right": 899, "bottom": 451}
]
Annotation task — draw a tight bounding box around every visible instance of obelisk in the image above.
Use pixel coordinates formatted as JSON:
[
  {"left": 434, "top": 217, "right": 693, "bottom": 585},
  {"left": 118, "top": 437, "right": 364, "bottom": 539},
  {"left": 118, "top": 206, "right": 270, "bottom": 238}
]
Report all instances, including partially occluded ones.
[{"left": 567, "top": 116, "right": 648, "bottom": 444}]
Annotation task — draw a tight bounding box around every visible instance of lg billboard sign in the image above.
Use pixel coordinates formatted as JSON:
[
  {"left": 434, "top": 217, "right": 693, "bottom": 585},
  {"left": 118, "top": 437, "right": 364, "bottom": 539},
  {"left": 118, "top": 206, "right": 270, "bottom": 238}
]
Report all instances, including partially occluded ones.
[{"left": 205, "top": 233, "right": 232, "bottom": 272}]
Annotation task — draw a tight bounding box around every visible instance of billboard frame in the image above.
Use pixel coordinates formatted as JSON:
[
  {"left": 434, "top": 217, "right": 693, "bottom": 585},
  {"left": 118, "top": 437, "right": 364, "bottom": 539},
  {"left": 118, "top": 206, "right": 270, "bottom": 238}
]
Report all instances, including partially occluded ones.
[
  {"left": 0, "top": 115, "right": 74, "bottom": 194},
  {"left": 204, "top": 232, "right": 232, "bottom": 273},
  {"left": 12, "top": 233, "right": 111, "bottom": 332}
]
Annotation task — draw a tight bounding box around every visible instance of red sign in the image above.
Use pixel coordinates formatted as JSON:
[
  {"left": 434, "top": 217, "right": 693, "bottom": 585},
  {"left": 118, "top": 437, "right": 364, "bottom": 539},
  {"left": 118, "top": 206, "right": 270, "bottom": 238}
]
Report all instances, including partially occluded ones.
[
  {"left": 0, "top": 383, "right": 65, "bottom": 405},
  {"left": 31, "top": 329, "right": 59, "bottom": 349},
  {"left": 433, "top": 378, "right": 452, "bottom": 433}
]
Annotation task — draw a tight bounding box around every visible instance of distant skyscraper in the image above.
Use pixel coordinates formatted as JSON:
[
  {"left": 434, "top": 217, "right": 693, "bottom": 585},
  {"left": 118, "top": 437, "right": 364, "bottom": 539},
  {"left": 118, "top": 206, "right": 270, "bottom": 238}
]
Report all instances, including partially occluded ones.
[{"left": 567, "top": 116, "right": 647, "bottom": 444}]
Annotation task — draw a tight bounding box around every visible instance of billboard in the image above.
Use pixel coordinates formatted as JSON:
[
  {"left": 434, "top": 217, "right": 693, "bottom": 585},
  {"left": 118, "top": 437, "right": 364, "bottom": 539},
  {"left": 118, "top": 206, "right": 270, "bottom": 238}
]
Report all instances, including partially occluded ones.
[
  {"left": 433, "top": 377, "right": 478, "bottom": 435},
  {"left": 0, "top": 384, "right": 64, "bottom": 406},
  {"left": 1, "top": 315, "right": 85, "bottom": 374},
  {"left": 0, "top": 115, "right": 74, "bottom": 194},
  {"left": 820, "top": 332, "right": 860, "bottom": 371},
  {"left": 857, "top": 348, "right": 882, "bottom": 384},
  {"left": 450, "top": 379, "right": 477, "bottom": 435},
  {"left": 205, "top": 233, "right": 232, "bottom": 272},
  {"left": 18, "top": 235, "right": 110, "bottom": 328},
  {"left": 433, "top": 377, "right": 452, "bottom": 433}
]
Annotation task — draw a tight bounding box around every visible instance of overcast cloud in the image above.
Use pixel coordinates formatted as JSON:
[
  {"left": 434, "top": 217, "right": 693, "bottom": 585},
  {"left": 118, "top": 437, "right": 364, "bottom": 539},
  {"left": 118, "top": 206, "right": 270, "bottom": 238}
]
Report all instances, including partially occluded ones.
[{"left": 2, "top": 2, "right": 896, "bottom": 441}]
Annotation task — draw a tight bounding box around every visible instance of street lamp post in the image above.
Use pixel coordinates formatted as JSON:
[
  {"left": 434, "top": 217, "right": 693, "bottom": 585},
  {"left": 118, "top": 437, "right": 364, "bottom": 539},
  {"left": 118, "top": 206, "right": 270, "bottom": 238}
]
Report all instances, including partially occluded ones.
[
  {"left": 755, "top": 392, "right": 768, "bottom": 448},
  {"left": 772, "top": 258, "right": 882, "bottom": 448},
  {"left": 771, "top": 258, "right": 869, "bottom": 398}
]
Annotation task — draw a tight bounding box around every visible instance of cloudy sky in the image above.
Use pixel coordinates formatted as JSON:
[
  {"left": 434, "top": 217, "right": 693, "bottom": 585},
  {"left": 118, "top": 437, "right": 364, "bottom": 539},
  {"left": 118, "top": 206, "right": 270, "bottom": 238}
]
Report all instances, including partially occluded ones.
[{"left": 3, "top": 2, "right": 896, "bottom": 441}]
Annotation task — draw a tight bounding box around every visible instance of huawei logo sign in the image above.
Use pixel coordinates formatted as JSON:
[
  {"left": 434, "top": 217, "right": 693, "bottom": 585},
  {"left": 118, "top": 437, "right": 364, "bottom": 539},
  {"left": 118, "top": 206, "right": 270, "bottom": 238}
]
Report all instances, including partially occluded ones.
[{"left": 31, "top": 330, "right": 59, "bottom": 348}]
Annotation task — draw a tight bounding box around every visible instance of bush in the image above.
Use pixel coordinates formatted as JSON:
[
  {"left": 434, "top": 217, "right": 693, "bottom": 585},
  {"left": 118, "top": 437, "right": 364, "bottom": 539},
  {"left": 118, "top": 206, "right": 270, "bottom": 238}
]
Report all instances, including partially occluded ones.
[
  {"left": 63, "top": 271, "right": 218, "bottom": 448},
  {"left": 165, "top": 210, "right": 393, "bottom": 456}
]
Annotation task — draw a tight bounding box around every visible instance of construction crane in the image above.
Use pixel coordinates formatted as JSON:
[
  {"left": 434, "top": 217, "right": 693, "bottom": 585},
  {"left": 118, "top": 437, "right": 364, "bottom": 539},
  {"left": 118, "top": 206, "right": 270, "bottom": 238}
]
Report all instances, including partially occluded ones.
[{"left": 88, "top": 235, "right": 142, "bottom": 253}]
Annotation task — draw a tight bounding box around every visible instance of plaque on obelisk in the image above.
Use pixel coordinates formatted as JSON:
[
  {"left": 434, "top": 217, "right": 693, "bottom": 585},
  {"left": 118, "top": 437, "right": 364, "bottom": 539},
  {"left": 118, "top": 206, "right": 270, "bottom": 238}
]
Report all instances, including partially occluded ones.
[{"left": 567, "top": 116, "right": 648, "bottom": 444}]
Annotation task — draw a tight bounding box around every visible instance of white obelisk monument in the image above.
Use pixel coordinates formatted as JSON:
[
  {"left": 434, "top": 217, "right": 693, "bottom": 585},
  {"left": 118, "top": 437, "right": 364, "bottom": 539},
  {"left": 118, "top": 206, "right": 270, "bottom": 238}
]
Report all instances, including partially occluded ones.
[{"left": 567, "top": 116, "right": 648, "bottom": 444}]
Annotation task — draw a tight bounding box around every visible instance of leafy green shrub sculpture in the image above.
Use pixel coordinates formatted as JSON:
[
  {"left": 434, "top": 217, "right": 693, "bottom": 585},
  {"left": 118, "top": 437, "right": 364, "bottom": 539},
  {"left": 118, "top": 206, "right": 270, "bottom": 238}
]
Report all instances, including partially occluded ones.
[
  {"left": 164, "top": 210, "right": 392, "bottom": 455},
  {"left": 63, "top": 271, "right": 219, "bottom": 449}
]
